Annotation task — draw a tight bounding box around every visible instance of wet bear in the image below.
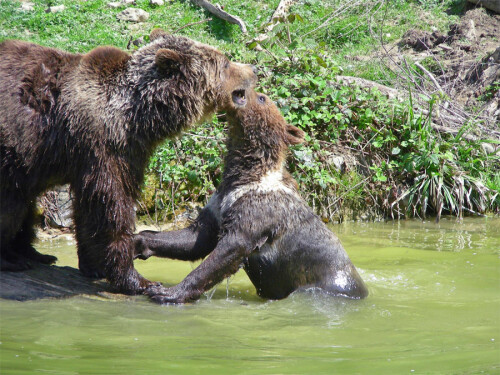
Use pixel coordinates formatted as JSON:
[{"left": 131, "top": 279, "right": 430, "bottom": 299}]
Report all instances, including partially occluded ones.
[
  {"left": 0, "top": 29, "right": 257, "bottom": 295},
  {"left": 134, "top": 91, "right": 368, "bottom": 303}
]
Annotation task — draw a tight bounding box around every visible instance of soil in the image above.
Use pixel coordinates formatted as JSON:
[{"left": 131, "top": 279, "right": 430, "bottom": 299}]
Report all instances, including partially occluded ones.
[{"left": 398, "top": 8, "right": 500, "bottom": 133}]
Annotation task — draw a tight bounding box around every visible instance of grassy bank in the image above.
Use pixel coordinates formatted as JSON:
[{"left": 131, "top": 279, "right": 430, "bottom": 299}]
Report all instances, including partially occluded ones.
[{"left": 1, "top": 0, "right": 498, "bottom": 223}]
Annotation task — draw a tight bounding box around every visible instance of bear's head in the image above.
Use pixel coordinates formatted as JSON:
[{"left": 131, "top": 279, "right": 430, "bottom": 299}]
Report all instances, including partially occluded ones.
[
  {"left": 127, "top": 29, "right": 257, "bottom": 134},
  {"left": 226, "top": 90, "right": 304, "bottom": 155}
]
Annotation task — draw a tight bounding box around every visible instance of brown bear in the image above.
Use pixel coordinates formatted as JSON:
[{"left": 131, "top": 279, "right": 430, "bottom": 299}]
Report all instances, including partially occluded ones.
[
  {"left": 0, "top": 29, "right": 257, "bottom": 295},
  {"left": 133, "top": 91, "right": 368, "bottom": 303}
]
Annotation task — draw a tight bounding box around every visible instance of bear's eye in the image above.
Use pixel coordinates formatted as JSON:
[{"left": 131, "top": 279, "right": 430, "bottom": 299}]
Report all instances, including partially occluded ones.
[
  {"left": 258, "top": 96, "right": 266, "bottom": 103},
  {"left": 224, "top": 61, "right": 230, "bottom": 69}
]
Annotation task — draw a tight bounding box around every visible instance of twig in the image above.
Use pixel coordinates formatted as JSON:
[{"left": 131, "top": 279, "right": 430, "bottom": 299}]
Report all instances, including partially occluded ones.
[
  {"left": 327, "top": 176, "right": 371, "bottom": 211},
  {"left": 185, "top": 132, "right": 217, "bottom": 140},
  {"left": 462, "top": 206, "right": 487, "bottom": 217},
  {"left": 173, "top": 18, "right": 212, "bottom": 33},
  {"left": 415, "top": 62, "right": 445, "bottom": 96},
  {"left": 136, "top": 200, "right": 161, "bottom": 230},
  {"left": 302, "top": 0, "right": 360, "bottom": 38}
]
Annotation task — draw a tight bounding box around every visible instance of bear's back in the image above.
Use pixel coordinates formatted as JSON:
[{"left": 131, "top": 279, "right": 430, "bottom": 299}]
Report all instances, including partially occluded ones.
[
  {"left": 0, "top": 40, "right": 81, "bottom": 123},
  {"left": 0, "top": 40, "right": 79, "bottom": 85}
]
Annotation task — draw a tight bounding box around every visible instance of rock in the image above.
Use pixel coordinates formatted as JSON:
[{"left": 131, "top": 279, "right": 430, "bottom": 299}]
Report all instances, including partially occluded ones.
[
  {"left": 467, "top": 0, "right": 500, "bottom": 14},
  {"left": 39, "top": 185, "right": 74, "bottom": 229},
  {"left": 46, "top": 4, "right": 65, "bottom": 13},
  {"left": 0, "top": 263, "right": 113, "bottom": 301},
  {"left": 150, "top": 0, "right": 164, "bottom": 5},
  {"left": 464, "top": 19, "right": 477, "bottom": 40},
  {"left": 108, "top": 0, "right": 135, "bottom": 7},
  {"left": 116, "top": 7, "right": 149, "bottom": 22},
  {"left": 292, "top": 148, "right": 314, "bottom": 168},
  {"left": 107, "top": 1, "right": 123, "bottom": 8},
  {"left": 127, "top": 23, "right": 143, "bottom": 31},
  {"left": 20, "top": 2, "right": 34, "bottom": 11},
  {"left": 327, "top": 154, "right": 346, "bottom": 173},
  {"left": 481, "top": 143, "right": 496, "bottom": 154},
  {"left": 450, "top": 19, "right": 477, "bottom": 41}
]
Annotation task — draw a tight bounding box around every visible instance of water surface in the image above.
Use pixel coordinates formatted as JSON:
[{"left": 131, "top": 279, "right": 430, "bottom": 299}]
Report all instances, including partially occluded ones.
[{"left": 1, "top": 217, "right": 499, "bottom": 374}]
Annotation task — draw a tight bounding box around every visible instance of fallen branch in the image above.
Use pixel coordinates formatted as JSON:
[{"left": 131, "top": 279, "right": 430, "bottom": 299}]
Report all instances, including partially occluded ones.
[
  {"left": 263, "top": 0, "right": 297, "bottom": 32},
  {"left": 331, "top": 75, "right": 404, "bottom": 100},
  {"left": 329, "top": 76, "right": 487, "bottom": 142},
  {"left": 191, "top": 0, "right": 247, "bottom": 33},
  {"left": 247, "top": 0, "right": 297, "bottom": 49}
]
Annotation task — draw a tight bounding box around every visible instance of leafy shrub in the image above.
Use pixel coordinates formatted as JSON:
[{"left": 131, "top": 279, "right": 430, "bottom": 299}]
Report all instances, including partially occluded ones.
[{"left": 142, "top": 9, "right": 499, "bottom": 222}]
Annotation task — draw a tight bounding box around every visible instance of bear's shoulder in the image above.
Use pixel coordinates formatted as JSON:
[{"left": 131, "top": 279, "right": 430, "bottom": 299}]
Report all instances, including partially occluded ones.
[{"left": 80, "top": 46, "right": 130, "bottom": 79}]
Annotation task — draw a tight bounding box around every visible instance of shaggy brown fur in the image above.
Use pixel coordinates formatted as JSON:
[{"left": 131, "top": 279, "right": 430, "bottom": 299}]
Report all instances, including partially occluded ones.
[
  {"left": 0, "top": 29, "right": 257, "bottom": 295},
  {"left": 134, "top": 91, "right": 368, "bottom": 303}
]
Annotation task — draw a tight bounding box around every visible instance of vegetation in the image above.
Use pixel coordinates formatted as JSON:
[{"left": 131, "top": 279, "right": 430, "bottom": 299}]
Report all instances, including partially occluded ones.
[{"left": 1, "top": 0, "right": 498, "bottom": 223}]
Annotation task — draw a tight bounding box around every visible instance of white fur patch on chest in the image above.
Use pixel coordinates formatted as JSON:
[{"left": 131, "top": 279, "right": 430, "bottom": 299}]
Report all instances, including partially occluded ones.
[{"left": 206, "top": 169, "right": 297, "bottom": 224}]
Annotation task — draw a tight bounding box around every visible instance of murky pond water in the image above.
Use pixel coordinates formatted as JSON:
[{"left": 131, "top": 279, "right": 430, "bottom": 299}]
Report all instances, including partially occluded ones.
[{"left": 1, "top": 217, "right": 499, "bottom": 374}]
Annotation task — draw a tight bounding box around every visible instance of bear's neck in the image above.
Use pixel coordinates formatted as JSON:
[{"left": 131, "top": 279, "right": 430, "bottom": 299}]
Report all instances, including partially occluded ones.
[
  {"left": 220, "top": 140, "right": 288, "bottom": 190},
  {"left": 120, "top": 53, "right": 214, "bottom": 144}
]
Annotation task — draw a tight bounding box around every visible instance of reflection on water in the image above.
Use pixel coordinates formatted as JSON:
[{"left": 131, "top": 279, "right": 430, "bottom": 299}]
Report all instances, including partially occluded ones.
[
  {"left": 0, "top": 217, "right": 499, "bottom": 374},
  {"left": 336, "top": 216, "right": 500, "bottom": 253}
]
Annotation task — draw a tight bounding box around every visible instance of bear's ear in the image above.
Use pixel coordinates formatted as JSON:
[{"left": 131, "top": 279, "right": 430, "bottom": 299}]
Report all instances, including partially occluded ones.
[
  {"left": 285, "top": 124, "right": 305, "bottom": 145},
  {"left": 155, "top": 48, "right": 188, "bottom": 73},
  {"left": 150, "top": 28, "right": 168, "bottom": 41}
]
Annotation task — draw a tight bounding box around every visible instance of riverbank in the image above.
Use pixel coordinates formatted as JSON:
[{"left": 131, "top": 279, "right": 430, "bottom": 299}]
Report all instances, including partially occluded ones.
[{"left": 1, "top": 0, "right": 499, "bottom": 224}]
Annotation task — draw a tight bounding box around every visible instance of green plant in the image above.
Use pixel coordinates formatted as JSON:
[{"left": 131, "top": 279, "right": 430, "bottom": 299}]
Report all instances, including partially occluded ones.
[{"left": 478, "top": 81, "right": 500, "bottom": 102}]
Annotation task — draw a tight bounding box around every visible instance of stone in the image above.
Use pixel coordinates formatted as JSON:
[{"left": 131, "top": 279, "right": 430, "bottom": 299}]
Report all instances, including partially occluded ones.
[
  {"left": 0, "top": 263, "right": 113, "bottom": 301},
  {"left": 463, "top": 19, "right": 477, "bottom": 40},
  {"left": 481, "top": 143, "right": 496, "bottom": 154},
  {"left": 116, "top": 7, "right": 149, "bottom": 22},
  {"left": 39, "top": 185, "right": 74, "bottom": 229},
  {"left": 20, "top": 2, "right": 34, "bottom": 11},
  {"left": 150, "top": 0, "right": 164, "bottom": 6},
  {"left": 327, "top": 154, "right": 346, "bottom": 173},
  {"left": 107, "top": 2, "right": 123, "bottom": 8},
  {"left": 47, "top": 4, "right": 65, "bottom": 12},
  {"left": 467, "top": 0, "right": 500, "bottom": 14}
]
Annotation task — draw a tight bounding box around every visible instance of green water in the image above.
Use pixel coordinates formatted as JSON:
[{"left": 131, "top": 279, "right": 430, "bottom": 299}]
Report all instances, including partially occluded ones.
[{"left": 1, "top": 217, "right": 499, "bottom": 374}]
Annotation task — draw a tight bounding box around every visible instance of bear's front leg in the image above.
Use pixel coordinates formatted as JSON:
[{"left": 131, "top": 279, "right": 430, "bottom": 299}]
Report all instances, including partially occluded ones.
[
  {"left": 147, "top": 283, "right": 199, "bottom": 304},
  {"left": 105, "top": 235, "right": 158, "bottom": 293},
  {"left": 133, "top": 209, "right": 219, "bottom": 261},
  {"left": 147, "top": 232, "right": 258, "bottom": 304},
  {"left": 72, "top": 180, "right": 166, "bottom": 295}
]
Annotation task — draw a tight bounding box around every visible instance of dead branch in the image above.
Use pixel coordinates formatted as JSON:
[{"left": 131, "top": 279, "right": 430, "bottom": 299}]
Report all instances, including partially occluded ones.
[
  {"left": 329, "top": 76, "right": 487, "bottom": 142},
  {"left": 247, "top": 0, "right": 297, "bottom": 49},
  {"left": 414, "top": 62, "right": 445, "bottom": 96},
  {"left": 264, "top": 0, "right": 297, "bottom": 32},
  {"left": 191, "top": 0, "right": 247, "bottom": 33},
  {"left": 332, "top": 75, "right": 404, "bottom": 100}
]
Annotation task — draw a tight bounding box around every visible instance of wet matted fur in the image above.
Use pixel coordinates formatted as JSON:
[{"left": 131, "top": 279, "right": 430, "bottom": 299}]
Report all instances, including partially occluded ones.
[
  {"left": 0, "top": 29, "right": 257, "bottom": 295},
  {"left": 134, "top": 91, "right": 368, "bottom": 303}
]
